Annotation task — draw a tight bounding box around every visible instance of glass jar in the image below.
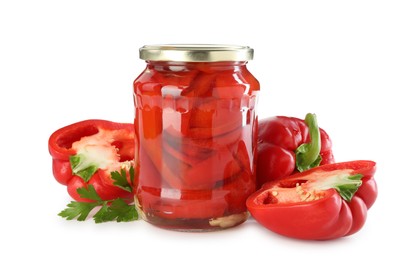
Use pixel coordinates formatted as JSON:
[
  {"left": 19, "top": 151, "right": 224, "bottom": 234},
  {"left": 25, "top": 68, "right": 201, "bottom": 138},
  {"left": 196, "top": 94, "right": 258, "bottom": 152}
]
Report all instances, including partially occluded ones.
[{"left": 133, "top": 44, "right": 260, "bottom": 231}]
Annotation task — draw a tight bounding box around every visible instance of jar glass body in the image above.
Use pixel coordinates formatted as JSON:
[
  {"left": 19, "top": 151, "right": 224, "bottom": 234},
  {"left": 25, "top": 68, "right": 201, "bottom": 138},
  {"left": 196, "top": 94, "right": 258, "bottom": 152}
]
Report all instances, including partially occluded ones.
[{"left": 133, "top": 61, "right": 259, "bottom": 231}]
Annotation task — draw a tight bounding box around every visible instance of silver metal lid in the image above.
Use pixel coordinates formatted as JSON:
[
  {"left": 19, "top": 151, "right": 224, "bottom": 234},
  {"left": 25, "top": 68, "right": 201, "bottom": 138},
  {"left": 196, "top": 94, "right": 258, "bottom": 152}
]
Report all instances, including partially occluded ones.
[{"left": 139, "top": 44, "right": 254, "bottom": 62}]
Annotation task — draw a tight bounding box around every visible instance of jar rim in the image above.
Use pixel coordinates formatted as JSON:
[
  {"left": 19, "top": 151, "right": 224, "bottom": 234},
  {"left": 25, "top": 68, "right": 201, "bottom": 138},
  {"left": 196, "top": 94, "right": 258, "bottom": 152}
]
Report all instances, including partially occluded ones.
[{"left": 139, "top": 44, "right": 254, "bottom": 62}]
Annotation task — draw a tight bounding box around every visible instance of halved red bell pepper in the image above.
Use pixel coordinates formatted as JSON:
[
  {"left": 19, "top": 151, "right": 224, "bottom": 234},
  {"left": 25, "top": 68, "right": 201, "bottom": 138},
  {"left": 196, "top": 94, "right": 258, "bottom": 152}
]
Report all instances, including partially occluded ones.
[
  {"left": 246, "top": 160, "right": 378, "bottom": 240},
  {"left": 257, "top": 113, "right": 335, "bottom": 187},
  {"left": 48, "top": 119, "right": 136, "bottom": 202}
]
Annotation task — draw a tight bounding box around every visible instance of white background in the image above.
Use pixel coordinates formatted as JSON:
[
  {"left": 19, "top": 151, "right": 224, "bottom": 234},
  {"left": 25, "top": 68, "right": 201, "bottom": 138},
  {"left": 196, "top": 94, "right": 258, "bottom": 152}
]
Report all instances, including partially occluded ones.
[{"left": 1, "top": 0, "right": 401, "bottom": 259}]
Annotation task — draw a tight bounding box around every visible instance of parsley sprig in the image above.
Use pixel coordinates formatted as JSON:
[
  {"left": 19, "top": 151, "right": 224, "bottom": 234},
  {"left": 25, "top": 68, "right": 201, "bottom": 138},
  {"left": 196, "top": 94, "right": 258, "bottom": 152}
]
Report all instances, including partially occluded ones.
[
  {"left": 111, "top": 166, "right": 134, "bottom": 192},
  {"left": 58, "top": 167, "right": 138, "bottom": 223}
]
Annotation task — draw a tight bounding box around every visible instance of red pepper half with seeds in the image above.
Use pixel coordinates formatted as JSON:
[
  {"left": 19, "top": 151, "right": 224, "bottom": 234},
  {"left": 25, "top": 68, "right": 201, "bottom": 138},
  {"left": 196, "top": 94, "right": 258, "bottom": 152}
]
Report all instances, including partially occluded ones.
[
  {"left": 257, "top": 113, "right": 335, "bottom": 187},
  {"left": 48, "top": 119, "right": 136, "bottom": 202},
  {"left": 246, "top": 160, "right": 378, "bottom": 240}
]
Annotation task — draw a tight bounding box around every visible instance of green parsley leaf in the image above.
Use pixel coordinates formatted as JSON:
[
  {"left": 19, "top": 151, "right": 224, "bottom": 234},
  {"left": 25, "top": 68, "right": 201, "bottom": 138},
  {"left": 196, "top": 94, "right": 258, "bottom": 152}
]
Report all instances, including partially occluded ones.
[
  {"left": 111, "top": 167, "right": 134, "bottom": 192},
  {"left": 77, "top": 185, "right": 102, "bottom": 201},
  {"left": 93, "top": 202, "right": 116, "bottom": 223},
  {"left": 93, "top": 198, "right": 138, "bottom": 223},
  {"left": 58, "top": 201, "right": 99, "bottom": 221},
  {"left": 58, "top": 182, "right": 138, "bottom": 223},
  {"left": 109, "top": 198, "right": 138, "bottom": 222}
]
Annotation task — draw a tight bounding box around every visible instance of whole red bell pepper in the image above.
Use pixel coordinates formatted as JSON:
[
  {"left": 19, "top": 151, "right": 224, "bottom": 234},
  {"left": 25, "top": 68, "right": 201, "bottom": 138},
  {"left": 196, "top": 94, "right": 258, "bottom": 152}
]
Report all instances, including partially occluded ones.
[
  {"left": 48, "top": 119, "right": 136, "bottom": 202},
  {"left": 246, "top": 160, "right": 378, "bottom": 240},
  {"left": 257, "top": 113, "right": 335, "bottom": 187}
]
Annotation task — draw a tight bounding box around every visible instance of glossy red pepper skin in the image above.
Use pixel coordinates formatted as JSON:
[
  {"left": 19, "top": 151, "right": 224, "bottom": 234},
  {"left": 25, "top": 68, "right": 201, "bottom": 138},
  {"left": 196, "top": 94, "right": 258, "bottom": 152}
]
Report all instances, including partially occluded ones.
[
  {"left": 48, "top": 119, "right": 135, "bottom": 202},
  {"left": 257, "top": 115, "right": 335, "bottom": 187},
  {"left": 246, "top": 160, "right": 378, "bottom": 240}
]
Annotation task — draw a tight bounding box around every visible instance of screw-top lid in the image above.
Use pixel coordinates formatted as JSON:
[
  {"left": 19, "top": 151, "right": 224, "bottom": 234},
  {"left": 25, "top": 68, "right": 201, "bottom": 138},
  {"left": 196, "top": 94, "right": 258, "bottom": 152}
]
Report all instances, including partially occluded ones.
[{"left": 139, "top": 44, "right": 254, "bottom": 62}]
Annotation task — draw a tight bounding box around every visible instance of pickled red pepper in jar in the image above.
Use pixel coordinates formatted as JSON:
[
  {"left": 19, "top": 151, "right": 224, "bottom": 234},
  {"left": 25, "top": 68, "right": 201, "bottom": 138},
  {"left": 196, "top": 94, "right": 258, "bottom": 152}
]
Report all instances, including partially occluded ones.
[{"left": 133, "top": 45, "right": 260, "bottom": 231}]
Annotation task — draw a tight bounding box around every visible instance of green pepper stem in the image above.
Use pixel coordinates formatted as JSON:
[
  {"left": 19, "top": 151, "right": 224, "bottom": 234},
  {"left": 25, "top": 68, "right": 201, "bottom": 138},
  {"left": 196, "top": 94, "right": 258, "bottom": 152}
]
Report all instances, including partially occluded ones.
[
  {"left": 295, "top": 113, "right": 322, "bottom": 172},
  {"left": 311, "top": 173, "right": 363, "bottom": 202},
  {"left": 69, "top": 153, "right": 99, "bottom": 182}
]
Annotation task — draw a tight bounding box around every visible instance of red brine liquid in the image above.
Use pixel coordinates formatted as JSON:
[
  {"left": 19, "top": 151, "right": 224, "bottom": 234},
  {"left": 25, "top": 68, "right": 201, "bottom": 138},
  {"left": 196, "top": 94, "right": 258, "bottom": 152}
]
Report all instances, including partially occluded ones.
[{"left": 134, "top": 60, "right": 259, "bottom": 231}]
